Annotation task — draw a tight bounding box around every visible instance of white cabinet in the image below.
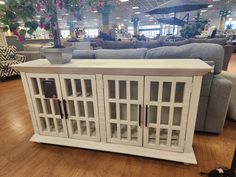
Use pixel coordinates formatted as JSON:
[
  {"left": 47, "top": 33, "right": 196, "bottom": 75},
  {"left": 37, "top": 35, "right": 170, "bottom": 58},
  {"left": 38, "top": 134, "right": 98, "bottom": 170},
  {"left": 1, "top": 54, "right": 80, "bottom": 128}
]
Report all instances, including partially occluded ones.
[{"left": 13, "top": 59, "right": 212, "bottom": 164}]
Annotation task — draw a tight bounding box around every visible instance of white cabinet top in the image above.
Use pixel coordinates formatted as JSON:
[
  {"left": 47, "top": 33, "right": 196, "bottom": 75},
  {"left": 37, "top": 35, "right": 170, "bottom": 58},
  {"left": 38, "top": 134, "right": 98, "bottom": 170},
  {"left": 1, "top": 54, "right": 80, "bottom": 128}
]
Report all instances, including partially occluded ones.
[{"left": 13, "top": 59, "right": 212, "bottom": 76}]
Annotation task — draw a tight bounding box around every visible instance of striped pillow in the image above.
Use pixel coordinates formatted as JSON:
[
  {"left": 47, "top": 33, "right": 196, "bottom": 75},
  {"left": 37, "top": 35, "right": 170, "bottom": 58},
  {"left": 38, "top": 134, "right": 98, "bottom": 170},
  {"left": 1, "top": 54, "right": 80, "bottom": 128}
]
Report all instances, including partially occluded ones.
[{"left": 0, "top": 46, "right": 17, "bottom": 61}]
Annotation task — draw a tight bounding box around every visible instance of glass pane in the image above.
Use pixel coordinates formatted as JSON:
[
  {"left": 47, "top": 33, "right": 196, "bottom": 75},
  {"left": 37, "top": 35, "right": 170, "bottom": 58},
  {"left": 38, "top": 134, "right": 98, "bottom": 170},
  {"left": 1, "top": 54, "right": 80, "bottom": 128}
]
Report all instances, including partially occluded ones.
[
  {"left": 175, "top": 82, "right": 185, "bottom": 103},
  {"left": 120, "top": 124, "right": 127, "bottom": 140},
  {"left": 71, "top": 120, "right": 78, "bottom": 134},
  {"left": 44, "top": 99, "right": 52, "bottom": 114},
  {"left": 130, "top": 104, "right": 138, "bottom": 121},
  {"left": 149, "top": 106, "right": 157, "bottom": 123},
  {"left": 150, "top": 82, "right": 158, "bottom": 101},
  {"left": 48, "top": 118, "right": 55, "bottom": 132},
  {"left": 130, "top": 81, "right": 138, "bottom": 100},
  {"left": 80, "top": 121, "right": 87, "bottom": 135},
  {"left": 110, "top": 103, "right": 116, "bottom": 119},
  {"left": 75, "top": 79, "right": 82, "bottom": 97},
  {"left": 65, "top": 79, "right": 73, "bottom": 96},
  {"left": 119, "top": 81, "right": 126, "bottom": 99},
  {"left": 162, "top": 82, "right": 172, "bottom": 102},
  {"left": 148, "top": 128, "right": 156, "bottom": 144},
  {"left": 111, "top": 123, "right": 117, "bottom": 138},
  {"left": 40, "top": 117, "right": 47, "bottom": 131},
  {"left": 108, "top": 80, "right": 115, "bottom": 99},
  {"left": 173, "top": 107, "right": 182, "bottom": 126},
  {"left": 53, "top": 99, "right": 60, "bottom": 115},
  {"left": 68, "top": 101, "right": 76, "bottom": 116},
  {"left": 78, "top": 101, "right": 85, "bottom": 117},
  {"left": 171, "top": 130, "right": 180, "bottom": 146},
  {"left": 56, "top": 119, "right": 63, "bottom": 133},
  {"left": 85, "top": 79, "right": 92, "bottom": 97},
  {"left": 131, "top": 125, "right": 138, "bottom": 141},
  {"left": 31, "top": 78, "right": 39, "bottom": 95},
  {"left": 89, "top": 121, "right": 96, "bottom": 136},
  {"left": 160, "top": 129, "right": 168, "bottom": 145},
  {"left": 36, "top": 98, "right": 43, "bottom": 114},
  {"left": 161, "top": 107, "right": 169, "bottom": 125},
  {"left": 120, "top": 103, "right": 127, "bottom": 120},
  {"left": 87, "top": 102, "right": 94, "bottom": 118}
]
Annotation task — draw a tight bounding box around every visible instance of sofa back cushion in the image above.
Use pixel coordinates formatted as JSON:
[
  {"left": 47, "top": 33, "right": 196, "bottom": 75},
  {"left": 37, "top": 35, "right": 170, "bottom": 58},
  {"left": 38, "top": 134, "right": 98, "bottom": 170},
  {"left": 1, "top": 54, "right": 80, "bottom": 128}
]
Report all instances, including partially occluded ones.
[
  {"left": 162, "top": 39, "right": 190, "bottom": 46},
  {"left": 94, "top": 48, "right": 147, "bottom": 59},
  {"left": 101, "top": 41, "right": 135, "bottom": 49},
  {"left": 72, "top": 50, "right": 95, "bottom": 59},
  {"left": 145, "top": 43, "right": 224, "bottom": 74},
  {"left": 135, "top": 40, "right": 162, "bottom": 49},
  {"left": 24, "top": 44, "right": 43, "bottom": 51},
  {"left": 0, "top": 46, "right": 17, "bottom": 61},
  {"left": 190, "top": 38, "right": 228, "bottom": 46}
]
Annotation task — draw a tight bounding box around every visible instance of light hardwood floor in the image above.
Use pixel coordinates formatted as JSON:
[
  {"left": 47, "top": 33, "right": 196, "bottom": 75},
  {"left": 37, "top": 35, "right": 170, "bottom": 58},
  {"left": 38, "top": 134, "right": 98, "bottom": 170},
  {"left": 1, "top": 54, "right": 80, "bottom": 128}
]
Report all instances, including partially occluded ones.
[{"left": 0, "top": 73, "right": 235, "bottom": 177}]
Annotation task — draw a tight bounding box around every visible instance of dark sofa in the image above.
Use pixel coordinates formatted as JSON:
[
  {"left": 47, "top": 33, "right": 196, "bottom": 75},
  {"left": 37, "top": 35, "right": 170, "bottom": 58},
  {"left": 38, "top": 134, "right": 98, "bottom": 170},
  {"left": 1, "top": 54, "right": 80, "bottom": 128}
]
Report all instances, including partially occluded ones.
[{"left": 99, "top": 38, "right": 235, "bottom": 71}]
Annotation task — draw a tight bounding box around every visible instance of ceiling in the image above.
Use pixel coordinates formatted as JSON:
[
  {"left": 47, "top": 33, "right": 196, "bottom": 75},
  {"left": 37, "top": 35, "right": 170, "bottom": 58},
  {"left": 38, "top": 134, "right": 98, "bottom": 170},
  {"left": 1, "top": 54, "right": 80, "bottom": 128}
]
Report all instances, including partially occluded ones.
[{"left": 58, "top": 0, "right": 236, "bottom": 29}]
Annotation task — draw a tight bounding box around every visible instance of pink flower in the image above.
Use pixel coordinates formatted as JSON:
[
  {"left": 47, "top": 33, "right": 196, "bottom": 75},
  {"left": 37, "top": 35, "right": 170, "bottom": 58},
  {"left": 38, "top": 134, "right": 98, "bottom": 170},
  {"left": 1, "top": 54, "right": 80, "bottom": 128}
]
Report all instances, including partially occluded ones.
[
  {"left": 53, "top": 23, "right": 58, "bottom": 30},
  {"left": 46, "top": 15, "right": 51, "bottom": 22}
]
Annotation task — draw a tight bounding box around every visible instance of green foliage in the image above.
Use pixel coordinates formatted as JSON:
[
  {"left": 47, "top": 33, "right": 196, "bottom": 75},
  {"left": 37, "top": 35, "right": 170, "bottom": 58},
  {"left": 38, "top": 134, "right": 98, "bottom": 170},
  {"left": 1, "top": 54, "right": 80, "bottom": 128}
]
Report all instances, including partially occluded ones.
[
  {"left": 180, "top": 13, "right": 208, "bottom": 38},
  {"left": 19, "top": 29, "right": 26, "bottom": 36}
]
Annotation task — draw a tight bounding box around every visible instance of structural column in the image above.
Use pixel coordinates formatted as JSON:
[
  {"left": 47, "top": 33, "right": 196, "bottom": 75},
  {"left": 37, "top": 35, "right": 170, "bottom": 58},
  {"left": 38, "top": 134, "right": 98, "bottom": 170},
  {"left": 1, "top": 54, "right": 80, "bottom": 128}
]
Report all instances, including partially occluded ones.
[
  {"left": 132, "top": 17, "right": 140, "bottom": 35},
  {"left": 218, "top": 9, "right": 231, "bottom": 31},
  {"left": 102, "top": 12, "right": 110, "bottom": 34}
]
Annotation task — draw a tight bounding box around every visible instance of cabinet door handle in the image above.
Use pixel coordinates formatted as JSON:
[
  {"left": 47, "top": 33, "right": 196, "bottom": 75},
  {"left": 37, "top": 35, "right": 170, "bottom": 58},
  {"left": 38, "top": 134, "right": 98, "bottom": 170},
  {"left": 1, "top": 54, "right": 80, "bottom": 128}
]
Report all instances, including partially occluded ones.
[
  {"left": 63, "top": 99, "right": 68, "bottom": 119},
  {"left": 57, "top": 99, "right": 63, "bottom": 119},
  {"left": 138, "top": 104, "right": 141, "bottom": 127},
  {"left": 145, "top": 105, "right": 148, "bottom": 127}
]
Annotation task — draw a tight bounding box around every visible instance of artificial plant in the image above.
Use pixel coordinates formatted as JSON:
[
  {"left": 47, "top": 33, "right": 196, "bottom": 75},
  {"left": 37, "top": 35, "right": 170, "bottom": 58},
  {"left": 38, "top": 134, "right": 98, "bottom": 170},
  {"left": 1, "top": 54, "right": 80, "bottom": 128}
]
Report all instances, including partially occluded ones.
[
  {"left": 0, "top": 0, "right": 38, "bottom": 40},
  {"left": 35, "top": 0, "right": 102, "bottom": 48},
  {"left": 180, "top": 12, "right": 208, "bottom": 38}
]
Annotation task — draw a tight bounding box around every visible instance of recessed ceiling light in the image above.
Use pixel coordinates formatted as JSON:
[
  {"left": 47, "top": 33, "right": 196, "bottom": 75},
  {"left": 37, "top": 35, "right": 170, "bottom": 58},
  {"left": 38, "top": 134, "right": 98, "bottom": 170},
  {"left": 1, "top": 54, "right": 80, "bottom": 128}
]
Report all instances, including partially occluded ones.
[
  {"left": 208, "top": 5, "right": 213, "bottom": 8},
  {"left": 132, "top": 6, "right": 139, "bottom": 9},
  {"left": 116, "top": 17, "right": 121, "bottom": 19},
  {"left": 119, "top": 0, "right": 129, "bottom": 2},
  {"left": 93, "top": 10, "right": 98, "bottom": 13},
  {"left": 201, "top": 9, "right": 207, "bottom": 13},
  {"left": 134, "top": 12, "right": 141, "bottom": 14},
  {"left": 58, "top": 18, "right": 62, "bottom": 20},
  {"left": 145, "top": 14, "right": 151, "bottom": 17}
]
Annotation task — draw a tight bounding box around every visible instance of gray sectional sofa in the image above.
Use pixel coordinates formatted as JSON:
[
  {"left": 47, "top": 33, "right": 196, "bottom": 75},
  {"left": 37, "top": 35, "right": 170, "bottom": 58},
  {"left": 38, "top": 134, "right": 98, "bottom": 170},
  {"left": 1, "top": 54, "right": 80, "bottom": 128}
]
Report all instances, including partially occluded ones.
[{"left": 72, "top": 43, "right": 232, "bottom": 134}]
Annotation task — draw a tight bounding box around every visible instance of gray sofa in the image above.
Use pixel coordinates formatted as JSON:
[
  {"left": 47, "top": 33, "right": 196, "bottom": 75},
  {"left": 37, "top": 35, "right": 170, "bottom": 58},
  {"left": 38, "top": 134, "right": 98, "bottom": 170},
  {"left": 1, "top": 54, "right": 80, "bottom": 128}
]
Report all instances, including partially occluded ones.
[{"left": 72, "top": 43, "right": 232, "bottom": 134}]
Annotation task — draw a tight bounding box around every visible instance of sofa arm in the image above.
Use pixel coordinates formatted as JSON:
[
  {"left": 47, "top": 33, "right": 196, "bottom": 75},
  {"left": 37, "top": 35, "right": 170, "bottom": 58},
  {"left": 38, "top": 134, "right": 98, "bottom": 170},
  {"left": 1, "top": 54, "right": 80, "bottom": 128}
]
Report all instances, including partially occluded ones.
[
  {"left": 223, "top": 45, "right": 235, "bottom": 70},
  {"left": 221, "top": 71, "right": 236, "bottom": 121},
  {"left": 15, "top": 54, "right": 26, "bottom": 63},
  {"left": 205, "top": 74, "right": 232, "bottom": 133},
  {"left": 17, "top": 51, "right": 41, "bottom": 62}
]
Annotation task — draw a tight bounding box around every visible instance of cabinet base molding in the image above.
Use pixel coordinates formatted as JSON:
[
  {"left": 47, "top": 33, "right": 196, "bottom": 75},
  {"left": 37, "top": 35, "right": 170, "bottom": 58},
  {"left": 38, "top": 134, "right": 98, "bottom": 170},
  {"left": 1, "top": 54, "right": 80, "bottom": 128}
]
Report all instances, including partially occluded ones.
[{"left": 30, "top": 134, "right": 197, "bottom": 164}]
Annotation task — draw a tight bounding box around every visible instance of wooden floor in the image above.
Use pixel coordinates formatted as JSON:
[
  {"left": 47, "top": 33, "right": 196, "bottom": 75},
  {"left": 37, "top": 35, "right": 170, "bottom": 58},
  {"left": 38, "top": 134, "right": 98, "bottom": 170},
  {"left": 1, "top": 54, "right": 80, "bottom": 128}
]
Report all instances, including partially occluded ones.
[{"left": 0, "top": 60, "right": 236, "bottom": 177}]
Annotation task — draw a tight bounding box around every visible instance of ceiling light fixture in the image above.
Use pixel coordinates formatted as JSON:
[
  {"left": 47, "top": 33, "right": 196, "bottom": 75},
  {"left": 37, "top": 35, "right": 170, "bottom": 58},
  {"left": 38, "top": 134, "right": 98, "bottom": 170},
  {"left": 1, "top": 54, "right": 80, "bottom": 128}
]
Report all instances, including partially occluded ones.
[
  {"left": 145, "top": 14, "right": 151, "bottom": 17},
  {"left": 116, "top": 17, "right": 121, "bottom": 19},
  {"left": 119, "top": 0, "right": 129, "bottom": 2},
  {"left": 132, "top": 6, "right": 139, "bottom": 9},
  {"left": 201, "top": 9, "right": 207, "bottom": 13},
  {"left": 208, "top": 5, "right": 213, "bottom": 8},
  {"left": 134, "top": 12, "right": 141, "bottom": 14}
]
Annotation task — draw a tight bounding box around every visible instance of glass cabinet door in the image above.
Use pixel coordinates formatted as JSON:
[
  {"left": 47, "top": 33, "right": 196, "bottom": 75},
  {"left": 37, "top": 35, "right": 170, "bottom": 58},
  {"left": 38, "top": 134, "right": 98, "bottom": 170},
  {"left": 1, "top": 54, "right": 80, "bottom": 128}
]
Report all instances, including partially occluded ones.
[
  {"left": 59, "top": 74, "right": 100, "bottom": 142},
  {"left": 143, "top": 76, "right": 192, "bottom": 152},
  {"left": 26, "top": 73, "right": 68, "bottom": 137},
  {"left": 103, "top": 75, "right": 144, "bottom": 146}
]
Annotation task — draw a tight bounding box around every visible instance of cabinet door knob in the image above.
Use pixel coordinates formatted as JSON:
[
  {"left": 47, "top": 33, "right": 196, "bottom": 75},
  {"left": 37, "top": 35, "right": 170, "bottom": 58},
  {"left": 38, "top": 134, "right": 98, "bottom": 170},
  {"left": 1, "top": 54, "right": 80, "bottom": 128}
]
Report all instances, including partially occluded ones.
[
  {"left": 139, "top": 104, "right": 141, "bottom": 127},
  {"left": 57, "top": 99, "right": 63, "bottom": 119},
  {"left": 145, "top": 105, "right": 148, "bottom": 127},
  {"left": 63, "top": 99, "right": 68, "bottom": 119}
]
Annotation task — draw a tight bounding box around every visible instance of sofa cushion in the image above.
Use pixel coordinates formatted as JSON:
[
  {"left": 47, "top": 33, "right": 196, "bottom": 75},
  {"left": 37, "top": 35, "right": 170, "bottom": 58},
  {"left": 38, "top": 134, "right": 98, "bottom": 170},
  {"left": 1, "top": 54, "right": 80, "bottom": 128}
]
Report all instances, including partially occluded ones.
[
  {"left": 72, "top": 50, "right": 95, "bottom": 59},
  {"left": 101, "top": 41, "right": 135, "bottom": 49},
  {"left": 190, "top": 38, "right": 228, "bottom": 46},
  {"left": 94, "top": 48, "right": 147, "bottom": 59},
  {"left": 162, "top": 39, "right": 190, "bottom": 46},
  {"left": 145, "top": 43, "right": 224, "bottom": 74},
  {"left": 0, "top": 46, "right": 17, "bottom": 61},
  {"left": 135, "top": 40, "right": 162, "bottom": 49},
  {"left": 24, "top": 44, "right": 43, "bottom": 51}
]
